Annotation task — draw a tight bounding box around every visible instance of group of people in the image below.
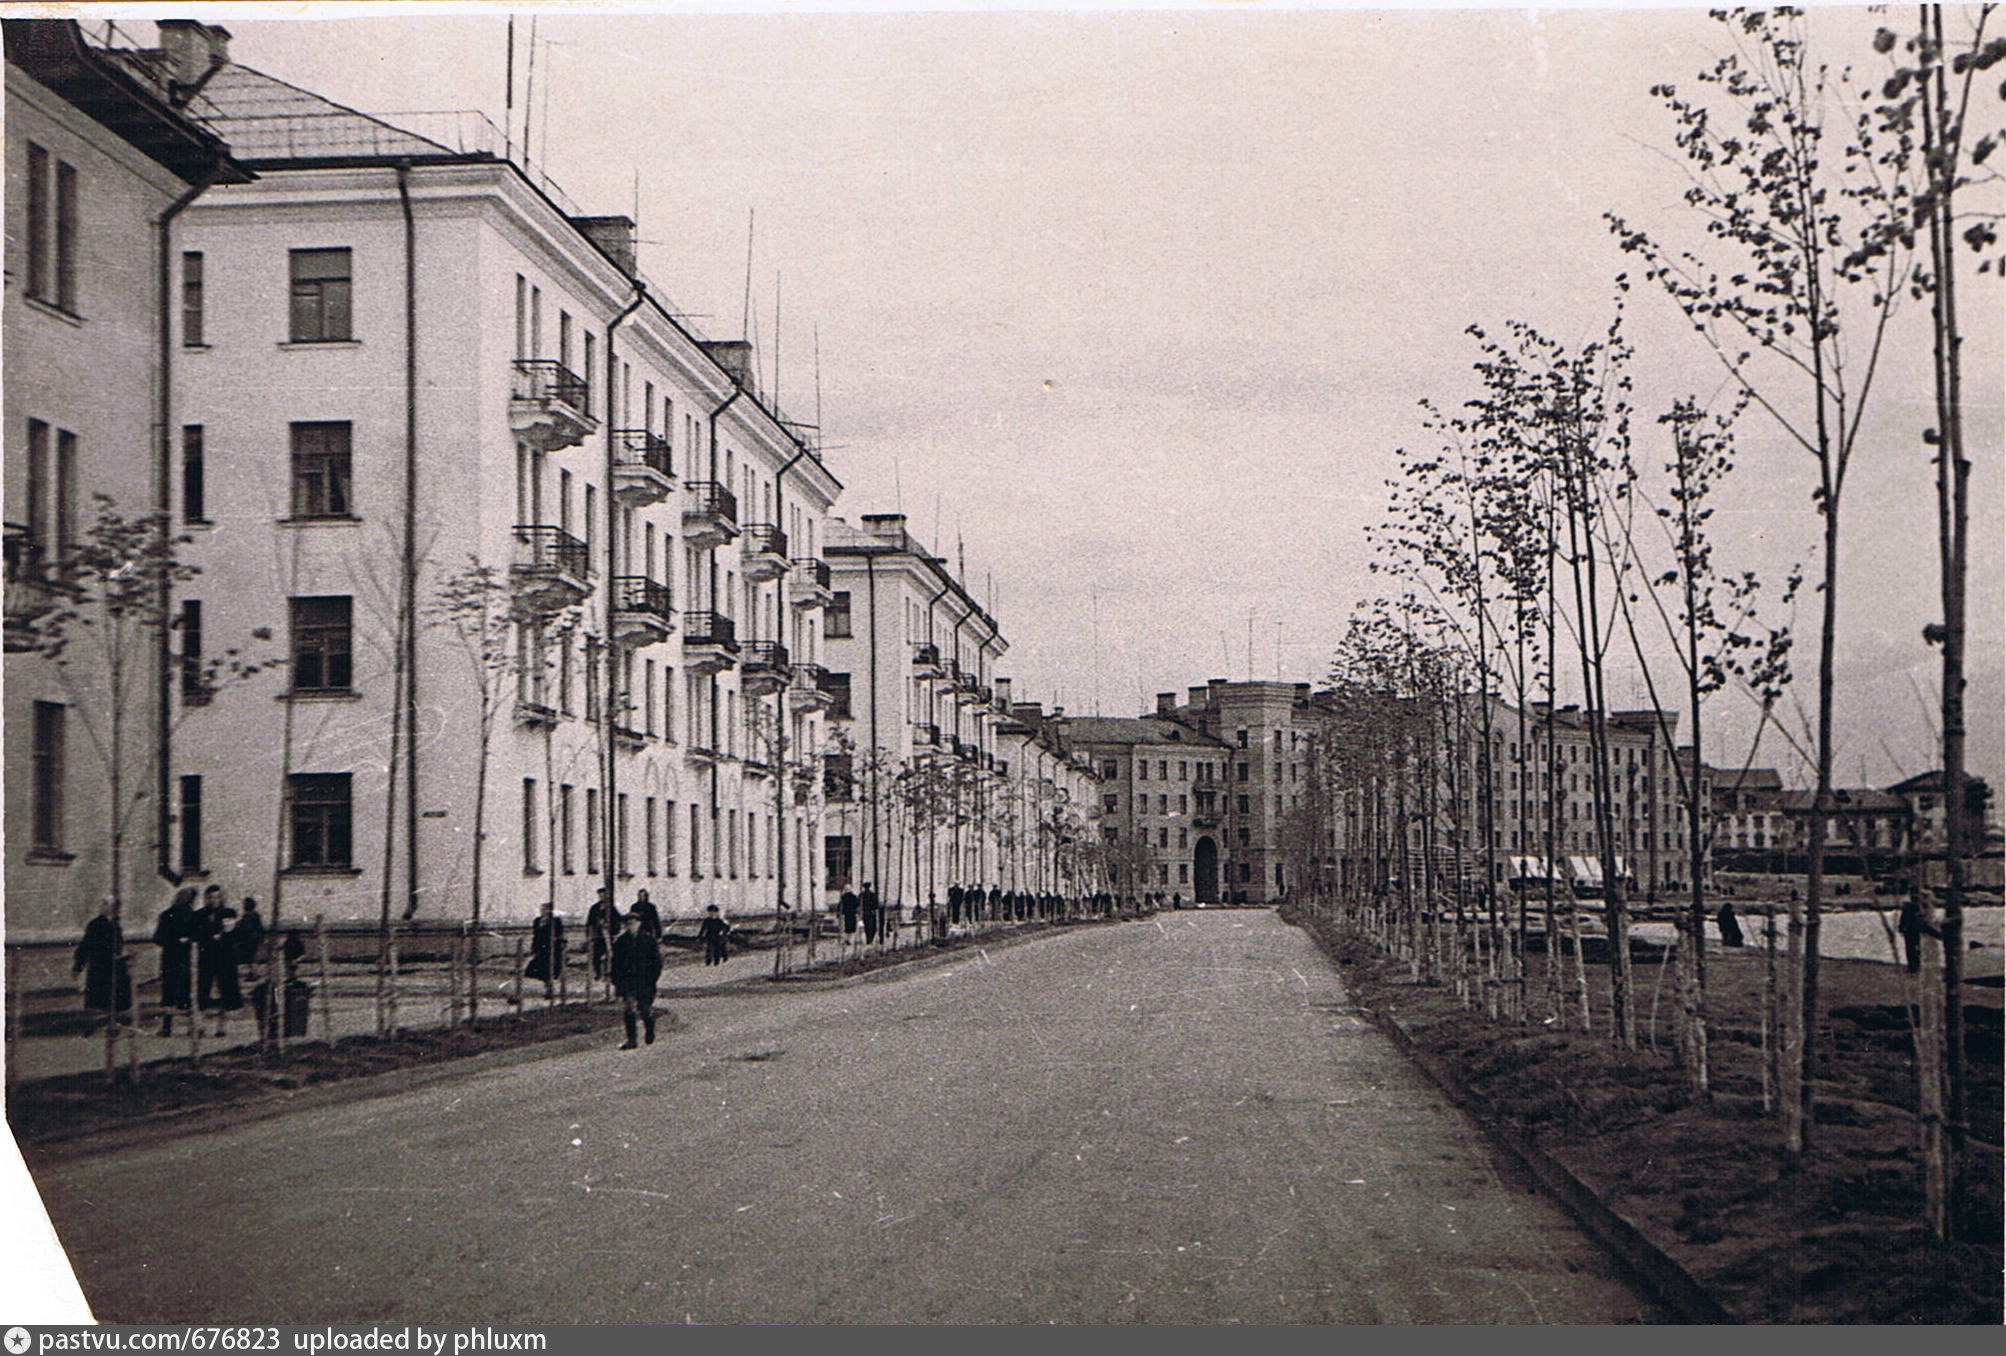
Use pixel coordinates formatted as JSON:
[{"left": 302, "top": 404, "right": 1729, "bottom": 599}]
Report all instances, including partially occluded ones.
[
  {"left": 71, "top": 884, "right": 289, "bottom": 1037},
  {"left": 832, "top": 884, "right": 1138, "bottom": 944},
  {"left": 523, "top": 889, "right": 734, "bottom": 1051}
]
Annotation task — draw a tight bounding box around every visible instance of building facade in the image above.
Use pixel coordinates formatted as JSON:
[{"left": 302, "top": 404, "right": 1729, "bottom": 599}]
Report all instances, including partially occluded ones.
[
  {"left": 1059, "top": 716, "right": 1228, "bottom": 903},
  {"left": 4, "top": 20, "right": 247, "bottom": 939},
  {"left": 150, "top": 55, "right": 839, "bottom": 928}
]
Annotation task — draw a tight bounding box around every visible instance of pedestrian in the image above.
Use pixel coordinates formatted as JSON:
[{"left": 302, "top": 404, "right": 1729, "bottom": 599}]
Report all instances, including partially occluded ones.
[
  {"left": 611, "top": 911, "right": 663, "bottom": 1049},
  {"left": 948, "top": 884, "right": 964, "bottom": 926},
  {"left": 860, "top": 882, "right": 881, "bottom": 944},
  {"left": 839, "top": 888, "right": 860, "bottom": 936},
  {"left": 697, "top": 904, "right": 731, "bottom": 966},
  {"left": 1715, "top": 900, "right": 1744, "bottom": 948},
  {"left": 281, "top": 929, "right": 306, "bottom": 984},
  {"left": 1897, "top": 895, "right": 1936, "bottom": 975},
  {"left": 586, "top": 886, "right": 620, "bottom": 981},
  {"left": 627, "top": 887, "right": 661, "bottom": 940},
  {"left": 153, "top": 886, "right": 198, "bottom": 1036},
  {"left": 194, "top": 884, "right": 242, "bottom": 1032},
  {"left": 234, "top": 897, "right": 268, "bottom": 974},
  {"left": 525, "top": 900, "right": 564, "bottom": 996},
  {"left": 988, "top": 885, "right": 1002, "bottom": 922},
  {"left": 73, "top": 897, "right": 129, "bottom": 1030}
]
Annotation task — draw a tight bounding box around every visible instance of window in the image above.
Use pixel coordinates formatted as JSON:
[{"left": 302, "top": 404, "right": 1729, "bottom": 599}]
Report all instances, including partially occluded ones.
[
  {"left": 1237, "top": 763, "right": 1249, "bottom": 782},
  {"left": 25, "top": 143, "right": 48, "bottom": 302},
  {"left": 616, "top": 792, "right": 629, "bottom": 876},
  {"left": 182, "top": 252, "right": 204, "bottom": 345},
  {"left": 522, "top": 779, "right": 539, "bottom": 873},
  {"left": 289, "top": 248, "right": 352, "bottom": 342},
  {"left": 560, "top": 784, "right": 575, "bottom": 873},
  {"left": 55, "top": 160, "right": 76, "bottom": 311},
  {"left": 586, "top": 787, "right": 600, "bottom": 874},
  {"left": 179, "top": 600, "right": 208, "bottom": 704},
  {"left": 1238, "top": 827, "right": 1250, "bottom": 845},
  {"left": 290, "top": 422, "right": 352, "bottom": 518},
  {"left": 825, "top": 835, "right": 854, "bottom": 890},
  {"left": 290, "top": 597, "right": 352, "bottom": 694},
  {"left": 645, "top": 796, "right": 657, "bottom": 877},
  {"left": 23, "top": 145, "right": 78, "bottom": 312},
  {"left": 1104, "top": 794, "right": 1119, "bottom": 815},
  {"left": 1178, "top": 795, "right": 1187, "bottom": 814},
  {"left": 665, "top": 799, "right": 680, "bottom": 875},
  {"left": 1236, "top": 728, "right": 1248, "bottom": 748},
  {"left": 23, "top": 419, "right": 76, "bottom": 569},
  {"left": 179, "top": 775, "right": 203, "bottom": 874},
  {"left": 1158, "top": 827, "right": 1169, "bottom": 849},
  {"left": 826, "top": 591, "right": 852, "bottom": 637},
  {"left": 1159, "top": 761, "right": 1168, "bottom": 780},
  {"left": 583, "top": 332, "right": 595, "bottom": 415},
  {"left": 689, "top": 802, "right": 702, "bottom": 878},
  {"left": 289, "top": 773, "right": 353, "bottom": 868},
  {"left": 1102, "top": 760, "right": 1118, "bottom": 780},
  {"left": 728, "top": 808, "right": 739, "bottom": 878},
  {"left": 182, "top": 425, "right": 206, "bottom": 523},
  {"left": 32, "top": 701, "right": 65, "bottom": 854},
  {"left": 1178, "top": 761, "right": 1188, "bottom": 781}
]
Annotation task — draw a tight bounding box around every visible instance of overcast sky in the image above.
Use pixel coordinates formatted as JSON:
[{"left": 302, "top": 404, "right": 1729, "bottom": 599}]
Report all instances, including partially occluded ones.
[{"left": 201, "top": 2, "right": 2002, "bottom": 791}]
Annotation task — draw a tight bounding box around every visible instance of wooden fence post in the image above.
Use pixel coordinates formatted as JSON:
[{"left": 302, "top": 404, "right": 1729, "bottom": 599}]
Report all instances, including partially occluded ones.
[
  {"left": 387, "top": 920, "right": 402, "bottom": 1037},
  {"left": 315, "top": 916, "right": 333, "bottom": 1043},
  {"left": 186, "top": 936, "right": 201, "bottom": 1064},
  {"left": 512, "top": 934, "right": 525, "bottom": 1016}
]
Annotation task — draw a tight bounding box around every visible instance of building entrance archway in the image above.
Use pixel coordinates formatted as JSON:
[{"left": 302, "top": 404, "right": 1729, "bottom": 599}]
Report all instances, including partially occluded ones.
[{"left": 1193, "top": 836, "right": 1219, "bottom": 904}]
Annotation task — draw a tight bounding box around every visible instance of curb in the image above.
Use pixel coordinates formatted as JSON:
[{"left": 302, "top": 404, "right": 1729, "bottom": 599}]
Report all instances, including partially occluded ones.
[
  {"left": 1366, "top": 1005, "right": 1736, "bottom": 1325},
  {"left": 16, "top": 1016, "right": 643, "bottom": 1163}
]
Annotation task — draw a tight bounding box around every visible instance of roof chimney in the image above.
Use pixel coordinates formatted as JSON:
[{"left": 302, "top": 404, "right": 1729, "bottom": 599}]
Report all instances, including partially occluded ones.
[
  {"left": 994, "top": 677, "right": 1012, "bottom": 707},
  {"left": 860, "top": 513, "right": 908, "bottom": 540},
  {"left": 569, "top": 215, "right": 636, "bottom": 275},
  {"left": 1156, "top": 692, "right": 1176, "bottom": 717},
  {"left": 1188, "top": 686, "right": 1209, "bottom": 709},
  {"left": 156, "top": 20, "right": 230, "bottom": 95},
  {"left": 700, "top": 340, "right": 754, "bottom": 391}
]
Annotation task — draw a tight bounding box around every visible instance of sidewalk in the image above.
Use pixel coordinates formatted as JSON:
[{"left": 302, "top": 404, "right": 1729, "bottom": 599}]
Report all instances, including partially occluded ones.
[{"left": 3, "top": 917, "right": 1019, "bottom": 1086}]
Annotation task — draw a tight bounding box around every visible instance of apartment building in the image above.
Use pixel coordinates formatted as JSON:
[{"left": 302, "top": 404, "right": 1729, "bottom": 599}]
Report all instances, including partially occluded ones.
[
  {"left": 819, "top": 513, "right": 1101, "bottom": 904},
  {"left": 4, "top": 20, "right": 247, "bottom": 939},
  {"left": 1059, "top": 716, "right": 1229, "bottom": 903},
  {"left": 153, "top": 51, "right": 838, "bottom": 926}
]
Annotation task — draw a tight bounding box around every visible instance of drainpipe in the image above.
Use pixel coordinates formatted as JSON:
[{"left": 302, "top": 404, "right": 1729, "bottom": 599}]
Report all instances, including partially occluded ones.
[
  {"left": 704, "top": 387, "right": 742, "bottom": 910},
  {"left": 601, "top": 284, "right": 645, "bottom": 907},
  {"left": 395, "top": 162, "right": 420, "bottom": 920},
  {"left": 154, "top": 163, "right": 229, "bottom": 887},
  {"left": 866, "top": 553, "right": 880, "bottom": 890}
]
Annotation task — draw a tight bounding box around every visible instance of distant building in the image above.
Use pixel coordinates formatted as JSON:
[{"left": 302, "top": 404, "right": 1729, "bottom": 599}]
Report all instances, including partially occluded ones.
[{"left": 1058, "top": 715, "right": 1229, "bottom": 903}]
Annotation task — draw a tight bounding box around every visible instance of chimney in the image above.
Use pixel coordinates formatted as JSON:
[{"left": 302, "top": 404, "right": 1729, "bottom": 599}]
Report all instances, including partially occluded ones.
[
  {"left": 569, "top": 215, "right": 636, "bottom": 275},
  {"left": 1188, "top": 686, "right": 1209, "bottom": 709},
  {"left": 700, "top": 340, "right": 755, "bottom": 391},
  {"left": 860, "top": 513, "right": 908, "bottom": 540},
  {"left": 994, "top": 677, "right": 1012, "bottom": 707},
  {"left": 1156, "top": 692, "right": 1176, "bottom": 717},
  {"left": 156, "top": 20, "right": 230, "bottom": 92},
  {"left": 1012, "top": 702, "right": 1042, "bottom": 726}
]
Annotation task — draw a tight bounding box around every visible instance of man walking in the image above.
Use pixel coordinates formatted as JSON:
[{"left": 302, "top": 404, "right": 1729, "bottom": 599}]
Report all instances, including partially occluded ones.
[
  {"left": 153, "top": 886, "right": 198, "bottom": 1036},
  {"left": 611, "top": 911, "right": 662, "bottom": 1049},
  {"left": 586, "top": 886, "right": 620, "bottom": 981},
  {"left": 697, "top": 904, "right": 731, "bottom": 966},
  {"left": 628, "top": 887, "right": 661, "bottom": 940}
]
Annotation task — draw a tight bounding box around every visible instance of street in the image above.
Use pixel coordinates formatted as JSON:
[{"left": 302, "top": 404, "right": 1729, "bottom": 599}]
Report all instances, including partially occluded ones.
[{"left": 28, "top": 912, "right": 1660, "bottom": 1323}]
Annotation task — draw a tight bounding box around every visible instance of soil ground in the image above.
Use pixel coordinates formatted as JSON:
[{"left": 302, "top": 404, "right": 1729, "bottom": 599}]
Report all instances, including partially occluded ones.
[{"left": 1282, "top": 900, "right": 2004, "bottom": 1324}]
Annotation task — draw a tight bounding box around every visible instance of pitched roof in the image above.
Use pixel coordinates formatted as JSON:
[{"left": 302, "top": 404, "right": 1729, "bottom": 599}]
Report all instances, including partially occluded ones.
[
  {"left": 185, "top": 63, "right": 459, "bottom": 162},
  {"left": 1057, "top": 716, "right": 1227, "bottom": 750}
]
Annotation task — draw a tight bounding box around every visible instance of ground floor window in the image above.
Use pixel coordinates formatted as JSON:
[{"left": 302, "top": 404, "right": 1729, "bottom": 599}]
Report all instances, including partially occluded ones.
[
  {"left": 290, "top": 773, "right": 352, "bottom": 868},
  {"left": 825, "top": 834, "right": 854, "bottom": 890}
]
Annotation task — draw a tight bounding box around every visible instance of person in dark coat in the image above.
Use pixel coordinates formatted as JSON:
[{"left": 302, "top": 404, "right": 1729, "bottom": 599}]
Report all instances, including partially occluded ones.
[
  {"left": 194, "top": 884, "right": 242, "bottom": 1030},
  {"left": 839, "top": 889, "right": 860, "bottom": 935},
  {"left": 1897, "top": 895, "right": 1936, "bottom": 974},
  {"left": 860, "top": 883, "right": 881, "bottom": 944},
  {"left": 586, "top": 886, "right": 620, "bottom": 980},
  {"left": 697, "top": 904, "right": 731, "bottom": 966},
  {"left": 282, "top": 929, "right": 307, "bottom": 983},
  {"left": 947, "top": 884, "right": 963, "bottom": 926},
  {"left": 234, "top": 897, "right": 268, "bottom": 974},
  {"left": 1715, "top": 900, "right": 1744, "bottom": 948},
  {"left": 525, "top": 900, "right": 564, "bottom": 995},
  {"left": 627, "top": 888, "right": 661, "bottom": 940},
  {"left": 611, "top": 912, "right": 663, "bottom": 1048},
  {"left": 988, "top": 885, "right": 1002, "bottom": 922},
  {"left": 73, "top": 898, "right": 129, "bottom": 1027},
  {"left": 153, "top": 886, "right": 198, "bottom": 1035}
]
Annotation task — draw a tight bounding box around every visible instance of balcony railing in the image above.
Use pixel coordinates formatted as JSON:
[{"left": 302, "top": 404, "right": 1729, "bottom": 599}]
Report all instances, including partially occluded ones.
[
  {"left": 741, "top": 639, "right": 791, "bottom": 694},
  {"left": 912, "top": 722, "right": 939, "bottom": 748},
  {"left": 742, "top": 523, "right": 788, "bottom": 558},
  {"left": 912, "top": 641, "right": 941, "bottom": 673},
  {"left": 683, "top": 611, "right": 737, "bottom": 649},
  {"left": 509, "top": 359, "right": 595, "bottom": 451},
  {"left": 790, "top": 557, "right": 830, "bottom": 591},
  {"left": 682, "top": 481, "right": 740, "bottom": 548},
  {"left": 614, "top": 575, "right": 674, "bottom": 622},
  {"left": 511, "top": 525, "right": 591, "bottom": 603},
  {"left": 614, "top": 429, "right": 673, "bottom": 478}
]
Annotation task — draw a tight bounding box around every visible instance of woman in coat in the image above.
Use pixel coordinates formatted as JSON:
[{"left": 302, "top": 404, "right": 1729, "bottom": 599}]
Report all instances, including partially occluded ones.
[
  {"left": 525, "top": 901, "right": 564, "bottom": 996},
  {"left": 610, "top": 912, "right": 663, "bottom": 1048},
  {"left": 73, "top": 897, "right": 129, "bottom": 1027},
  {"left": 153, "top": 886, "right": 198, "bottom": 1035},
  {"left": 697, "top": 905, "right": 731, "bottom": 966}
]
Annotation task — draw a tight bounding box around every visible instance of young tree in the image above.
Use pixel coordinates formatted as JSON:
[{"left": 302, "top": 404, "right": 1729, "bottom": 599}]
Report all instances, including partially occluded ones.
[{"left": 1612, "top": 6, "right": 1917, "bottom": 1150}]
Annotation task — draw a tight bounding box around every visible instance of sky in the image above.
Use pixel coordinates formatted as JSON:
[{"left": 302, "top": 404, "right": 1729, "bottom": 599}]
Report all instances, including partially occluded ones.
[{"left": 172, "top": 2, "right": 2001, "bottom": 791}]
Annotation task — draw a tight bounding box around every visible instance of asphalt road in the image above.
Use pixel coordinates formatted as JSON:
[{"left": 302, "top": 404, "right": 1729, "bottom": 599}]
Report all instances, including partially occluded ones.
[{"left": 29, "top": 911, "right": 1661, "bottom": 1323}]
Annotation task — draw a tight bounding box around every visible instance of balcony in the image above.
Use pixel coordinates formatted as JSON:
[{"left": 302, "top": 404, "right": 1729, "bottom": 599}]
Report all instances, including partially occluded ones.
[
  {"left": 610, "top": 430, "right": 675, "bottom": 508},
  {"left": 682, "top": 481, "right": 739, "bottom": 550},
  {"left": 818, "top": 668, "right": 853, "bottom": 720},
  {"left": 510, "top": 525, "right": 591, "bottom": 612},
  {"left": 956, "top": 740, "right": 980, "bottom": 765},
  {"left": 682, "top": 610, "right": 738, "bottom": 675},
  {"left": 787, "top": 661, "right": 832, "bottom": 712},
  {"left": 611, "top": 575, "right": 675, "bottom": 648},
  {"left": 912, "top": 722, "right": 940, "bottom": 749},
  {"left": 741, "top": 639, "right": 791, "bottom": 696},
  {"left": 740, "top": 524, "right": 789, "bottom": 582},
  {"left": 513, "top": 698, "right": 558, "bottom": 729},
  {"left": 613, "top": 723, "right": 647, "bottom": 751},
  {"left": 4, "top": 524, "right": 52, "bottom": 654},
  {"left": 509, "top": 359, "right": 595, "bottom": 452},
  {"left": 787, "top": 556, "right": 832, "bottom": 609},
  {"left": 912, "top": 641, "right": 943, "bottom": 678},
  {"left": 948, "top": 663, "right": 981, "bottom": 702}
]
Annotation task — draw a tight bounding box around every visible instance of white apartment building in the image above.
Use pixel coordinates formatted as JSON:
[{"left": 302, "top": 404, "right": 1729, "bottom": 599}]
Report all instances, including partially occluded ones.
[
  {"left": 4, "top": 20, "right": 247, "bottom": 940},
  {"left": 819, "top": 513, "right": 1100, "bottom": 905},
  {"left": 159, "top": 57, "right": 838, "bottom": 927}
]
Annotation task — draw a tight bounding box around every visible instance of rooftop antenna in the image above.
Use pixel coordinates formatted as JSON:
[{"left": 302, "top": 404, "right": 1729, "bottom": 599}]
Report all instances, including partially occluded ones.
[
  {"left": 1275, "top": 620, "right": 1284, "bottom": 681},
  {"left": 773, "top": 270, "right": 782, "bottom": 412},
  {"left": 503, "top": 15, "right": 514, "bottom": 161},
  {"left": 741, "top": 209, "right": 755, "bottom": 338},
  {"left": 536, "top": 32, "right": 553, "bottom": 172},
  {"left": 521, "top": 15, "right": 537, "bottom": 163},
  {"left": 1092, "top": 593, "right": 1101, "bottom": 717},
  {"left": 1247, "top": 609, "right": 1255, "bottom": 682},
  {"left": 813, "top": 322, "right": 823, "bottom": 454}
]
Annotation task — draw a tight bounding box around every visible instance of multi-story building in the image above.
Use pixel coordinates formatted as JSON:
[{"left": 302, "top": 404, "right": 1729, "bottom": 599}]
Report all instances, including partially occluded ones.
[
  {"left": 4, "top": 20, "right": 247, "bottom": 939},
  {"left": 144, "top": 48, "right": 839, "bottom": 928},
  {"left": 1059, "top": 715, "right": 1229, "bottom": 903},
  {"left": 1160, "top": 680, "right": 1329, "bottom": 904}
]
